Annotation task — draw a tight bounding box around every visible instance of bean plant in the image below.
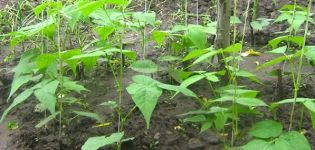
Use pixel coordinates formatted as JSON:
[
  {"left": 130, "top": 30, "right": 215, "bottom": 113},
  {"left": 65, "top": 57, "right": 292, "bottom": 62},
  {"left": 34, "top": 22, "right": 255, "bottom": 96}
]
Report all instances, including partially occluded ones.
[{"left": 0, "top": 0, "right": 315, "bottom": 150}]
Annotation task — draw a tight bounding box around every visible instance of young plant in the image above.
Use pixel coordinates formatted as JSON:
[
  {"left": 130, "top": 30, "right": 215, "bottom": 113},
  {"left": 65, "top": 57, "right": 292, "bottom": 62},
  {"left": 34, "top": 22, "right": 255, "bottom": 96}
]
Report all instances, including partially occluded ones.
[{"left": 241, "top": 120, "right": 311, "bottom": 150}]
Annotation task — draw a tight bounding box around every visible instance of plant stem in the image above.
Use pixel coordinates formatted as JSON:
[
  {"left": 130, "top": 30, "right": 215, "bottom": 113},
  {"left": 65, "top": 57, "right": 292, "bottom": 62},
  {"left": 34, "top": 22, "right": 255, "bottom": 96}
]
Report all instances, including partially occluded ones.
[
  {"left": 56, "top": 0, "right": 64, "bottom": 138},
  {"left": 299, "top": 105, "right": 305, "bottom": 130},
  {"left": 289, "top": 0, "right": 312, "bottom": 131}
]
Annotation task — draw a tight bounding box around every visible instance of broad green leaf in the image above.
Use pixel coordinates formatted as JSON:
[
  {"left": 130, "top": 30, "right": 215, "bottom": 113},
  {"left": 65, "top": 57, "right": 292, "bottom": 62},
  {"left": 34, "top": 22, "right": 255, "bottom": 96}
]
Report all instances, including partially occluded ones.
[
  {"left": 236, "top": 97, "right": 267, "bottom": 107},
  {"left": 180, "top": 74, "right": 204, "bottom": 87},
  {"left": 193, "top": 50, "right": 221, "bottom": 65},
  {"left": 268, "top": 46, "right": 287, "bottom": 54},
  {"left": 96, "top": 26, "right": 115, "bottom": 40},
  {"left": 224, "top": 43, "right": 242, "bottom": 53},
  {"left": 304, "top": 101, "right": 315, "bottom": 113},
  {"left": 182, "top": 49, "right": 210, "bottom": 62},
  {"left": 34, "top": 80, "right": 59, "bottom": 114},
  {"left": 35, "top": 111, "right": 60, "bottom": 128},
  {"left": 130, "top": 60, "right": 158, "bottom": 74},
  {"left": 8, "top": 75, "right": 33, "bottom": 101},
  {"left": 60, "top": 49, "right": 81, "bottom": 73},
  {"left": 82, "top": 132, "right": 124, "bottom": 150},
  {"left": 103, "top": 0, "right": 128, "bottom": 5},
  {"left": 179, "top": 107, "right": 229, "bottom": 117},
  {"left": 105, "top": 49, "right": 137, "bottom": 60},
  {"left": 230, "top": 16, "right": 242, "bottom": 24},
  {"left": 214, "top": 113, "right": 228, "bottom": 131},
  {"left": 204, "top": 73, "right": 219, "bottom": 82},
  {"left": 234, "top": 70, "right": 262, "bottom": 84},
  {"left": 157, "top": 83, "right": 197, "bottom": 98},
  {"left": 257, "top": 55, "right": 287, "bottom": 70},
  {"left": 242, "top": 139, "right": 274, "bottom": 150},
  {"left": 152, "top": 31, "right": 168, "bottom": 46},
  {"left": 305, "top": 46, "right": 315, "bottom": 62},
  {"left": 268, "top": 36, "right": 304, "bottom": 49},
  {"left": 63, "top": 79, "right": 88, "bottom": 93},
  {"left": 61, "top": 4, "right": 83, "bottom": 29},
  {"left": 171, "top": 25, "right": 187, "bottom": 33},
  {"left": 222, "top": 89, "right": 258, "bottom": 98},
  {"left": 133, "top": 12, "right": 156, "bottom": 26},
  {"left": 275, "top": 131, "right": 311, "bottom": 150},
  {"left": 9, "top": 19, "right": 55, "bottom": 48},
  {"left": 183, "top": 115, "right": 206, "bottom": 123},
  {"left": 250, "top": 120, "right": 283, "bottom": 138},
  {"left": 69, "top": 51, "right": 105, "bottom": 60},
  {"left": 251, "top": 21, "right": 263, "bottom": 30},
  {"left": 70, "top": 0, "right": 103, "bottom": 16},
  {"left": 73, "top": 111, "right": 104, "bottom": 123},
  {"left": 1, "top": 89, "right": 33, "bottom": 123},
  {"left": 33, "top": 2, "right": 49, "bottom": 16},
  {"left": 159, "top": 55, "right": 181, "bottom": 62},
  {"left": 274, "top": 98, "right": 315, "bottom": 105},
  {"left": 12, "top": 52, "right": 37, "bottom": 77},
  {"left": 200, "top": 121, "right": 212, "bottom": 133},
  {"left": 187, "top": 28, "right": 207, "bottom": 49},
  {"left": 36, "top": 54, "right": 58, "bottom": 70},
  {"left": 126, "top": 75, "right": 162, "bottom": 128},
  {"left": 310, "top": 111, "right": 315, "bottom": 128}
]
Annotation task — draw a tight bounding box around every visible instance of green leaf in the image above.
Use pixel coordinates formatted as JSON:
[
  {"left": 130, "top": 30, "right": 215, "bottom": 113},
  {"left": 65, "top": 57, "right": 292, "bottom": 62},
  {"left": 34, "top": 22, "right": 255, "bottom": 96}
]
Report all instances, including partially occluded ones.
[
  {"left": 250, "top": 120, "right": 283, "bottom": 138},
  {"left": 234, "top": 69, "right": 262, "bottom": 84},
  {"left": 103, "top": 0, "right": 128, "bottom": 5},
  {"left": 8, "top": 75, "right": 33, "bottom": 101},
  {"left": 193, "top": 50, "right": 221, "bottom": 65},
  {"left": 130, "top": 60, "right": 158, "bottom": 74},
  {"left": 82, "top": 132, "right": 124, "bottom": 150},
  {"left": 310, "top": 111, "right": 315, "bottom": 128},
  {"left": 305, "top": 46, "right": 315, "bottom": 62},
  {"left": 157, "top": 83, "right": 197, "bottom": 98},
  {"left": 236, "top": 97, "right": 267, "bottom": 107},
  {"left": 33, "top": 2, "right": 49, "bottom": 16},
  {"left": 251, "top": 21, "right": 263, "bottom": 30},
  {"left": 34, "top": 80, "right": 59, "bottom": 114},
  {"left": 183, "top": 115, "right": 206, "bottom": 123},
  {"left": 152, "top": 31, "right": 168, "bottom": 46},
  {"left": 73, "top": 111, "right": 104, "bottom": 123},
  {"left": 182, "top": 49, "right": 210, "bottom": 62},
  {"left": 96, "top": 26, "right": 115, "bottom": 40},
  {"left": 133, "top": 12, "right": 156, "bottom": 26},
  {"left": 214, "top": 113, "right": 228, "bottom": 131},
  {"left": 223, "top": 43, "right": 242, "bottom": 53},
  {"left": 159, "top": 55, "right": 181, "bottom": 62},
  {"left": 63, "top": 78, "right": 88, "bottom": 93},
  {"left": 180, "top": 74, "right": 205, "bottom": 87},
  {"left": 242, "top": 139, "right": 274, "bottom": 150},
  {"left": 35, "top": 111, "right": 60, "bottom": 128},
  {"left": 304, "top": 101, "right": 315, "bottom": 113},
  {"left": 230, "top": 16, "right": 242, "bottom": 24},
  {"left": 268, "top": 36, "right": 305, "bottom": 49},
  {"left": 187, "top": 28, "right": 207, "bottom": 49},
  {"left": 1, "top": 89, "right": 33, "bottom": 123},
  {"left": 200, "top": 121, "right": 212, "bottom": 133},
  {"left": 275, "top": 131, "right": 311, "bottom": 150},
  {"left": 275, "top": 98, "right": 315, "bottom": 105},
  {"left": 36, "top": 54, "right": 58, "bottom": 70},
  {"left": 268, "top": 46, "right": 287, "bottom": 54},
  {"left": 204, "top": 73, "right": 219, "bottom": 82},
  {"left": 257, "top": 55, "right": 288, "bottom": 70},
  {"left": 71, "top": 0, "right": 103, "bottom": 16},
  {"left": 60, "top": 49, "right": 81, "bottom": 74},
  {"left": 126, "top": 75, "right": 162, "bottom": 128}
]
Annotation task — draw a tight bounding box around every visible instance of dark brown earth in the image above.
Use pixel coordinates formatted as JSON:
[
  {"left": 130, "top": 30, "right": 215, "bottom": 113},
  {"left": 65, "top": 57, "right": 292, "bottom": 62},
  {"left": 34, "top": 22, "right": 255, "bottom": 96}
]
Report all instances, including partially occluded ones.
[{"left": 0, "top": 0, "right": 315, "bottom": 150}]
